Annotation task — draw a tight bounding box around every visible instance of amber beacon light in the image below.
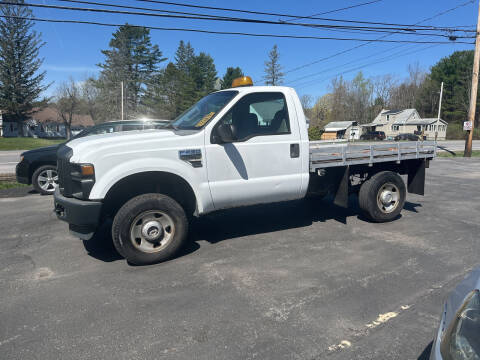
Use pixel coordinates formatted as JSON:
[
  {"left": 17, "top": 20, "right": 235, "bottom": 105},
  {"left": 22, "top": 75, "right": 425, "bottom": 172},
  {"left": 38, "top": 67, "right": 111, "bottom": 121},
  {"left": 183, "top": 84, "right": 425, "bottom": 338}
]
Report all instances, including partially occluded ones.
[{"left": 231, "top": 76, "right": 253, "bottom": 88}]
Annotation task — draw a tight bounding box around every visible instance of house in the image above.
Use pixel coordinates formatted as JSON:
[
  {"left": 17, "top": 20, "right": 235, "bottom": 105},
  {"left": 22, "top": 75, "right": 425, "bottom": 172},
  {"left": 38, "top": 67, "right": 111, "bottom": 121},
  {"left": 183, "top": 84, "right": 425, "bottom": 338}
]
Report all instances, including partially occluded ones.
[
  {"left": 2, "top": 107, "right": 94, "bottom": 138},
  {"left": 321, "top": 121, "right": 360, "bottom": 140},
  {"left": 362, "top": 109, "right": 447, "bottom": 140}
]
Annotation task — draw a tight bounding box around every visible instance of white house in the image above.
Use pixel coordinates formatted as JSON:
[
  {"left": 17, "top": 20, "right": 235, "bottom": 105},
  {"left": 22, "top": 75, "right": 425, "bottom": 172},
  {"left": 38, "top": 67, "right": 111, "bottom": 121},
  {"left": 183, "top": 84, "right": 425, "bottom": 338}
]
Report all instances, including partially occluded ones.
[{"left": 362, "top": 109, "right": 447, "bottom": 140}]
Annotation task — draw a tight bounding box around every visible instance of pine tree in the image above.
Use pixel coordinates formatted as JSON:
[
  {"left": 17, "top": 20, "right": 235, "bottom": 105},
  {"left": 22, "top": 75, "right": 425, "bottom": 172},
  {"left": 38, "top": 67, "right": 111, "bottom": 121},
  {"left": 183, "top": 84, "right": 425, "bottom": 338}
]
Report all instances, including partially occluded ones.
[
  {"left": 221, "top": 67, "right": 244, "bottom": 89},
  {"left": 96, "top": 24, "right": 166, "bottom": 120},
  {"left": 263, "top": 44, "right": 284, "bottom": 86},
  {"left": 0, "top": 0, "right": 49, "bottom": 136}
]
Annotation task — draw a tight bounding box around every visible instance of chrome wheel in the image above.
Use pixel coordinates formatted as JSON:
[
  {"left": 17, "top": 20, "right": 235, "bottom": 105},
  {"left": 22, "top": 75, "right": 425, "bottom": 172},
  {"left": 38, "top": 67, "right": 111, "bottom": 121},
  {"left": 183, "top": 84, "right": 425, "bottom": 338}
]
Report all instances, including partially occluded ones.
[
  {"left": 129, "top": 210, "right": 175, "bottom": 253},
  {"left": 37, "top": 169, "right": 58, "bottom": 193},
  {"left": 376, "top": 182, "right": 400, "bottom": 214}
]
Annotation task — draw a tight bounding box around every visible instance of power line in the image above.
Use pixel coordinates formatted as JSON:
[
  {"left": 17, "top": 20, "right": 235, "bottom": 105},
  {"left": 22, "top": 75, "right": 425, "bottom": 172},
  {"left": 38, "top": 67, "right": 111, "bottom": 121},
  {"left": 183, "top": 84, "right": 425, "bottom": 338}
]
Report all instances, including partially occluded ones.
[
  {"left": 295, "top": 45, "right": 438, "bottom": 90},
  {"left": 287, "top": 43, "right": 416, "bottom": 84},
  {"left": 0, "top": 14, "right": 473, "bottom": 44},
  {"left": 129, "top": 0, "right": 474, "bottom": 31},
  {"left": 282, "top": 0, "right": 384, "bottom": 22},
  {"left": 7, "top": 1, "right": 474, "bottom": 35},
  {"left": 54, "top": 0, "right": 237, "bottom": 20},
  {"left": 283, "top": 0, "right": 476, "bottom": 76}
]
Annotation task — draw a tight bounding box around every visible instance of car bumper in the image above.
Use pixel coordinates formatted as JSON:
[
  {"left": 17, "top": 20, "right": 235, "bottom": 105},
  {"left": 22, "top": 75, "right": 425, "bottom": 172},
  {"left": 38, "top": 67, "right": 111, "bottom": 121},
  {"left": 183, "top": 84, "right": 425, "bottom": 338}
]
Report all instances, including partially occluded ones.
[
  {"left": 15, "top": 159, "right": 30, "bottom": 184},
  {"left": 53, "top": 188, "right": 102, "bottom": 240}
]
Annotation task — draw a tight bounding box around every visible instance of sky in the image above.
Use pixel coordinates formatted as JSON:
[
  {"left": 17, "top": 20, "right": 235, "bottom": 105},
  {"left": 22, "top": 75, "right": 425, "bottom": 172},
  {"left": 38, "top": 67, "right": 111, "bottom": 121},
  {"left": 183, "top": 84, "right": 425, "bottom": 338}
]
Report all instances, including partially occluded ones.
[{"left": 25, "top": 0, "right": 478, "bottom": 100}]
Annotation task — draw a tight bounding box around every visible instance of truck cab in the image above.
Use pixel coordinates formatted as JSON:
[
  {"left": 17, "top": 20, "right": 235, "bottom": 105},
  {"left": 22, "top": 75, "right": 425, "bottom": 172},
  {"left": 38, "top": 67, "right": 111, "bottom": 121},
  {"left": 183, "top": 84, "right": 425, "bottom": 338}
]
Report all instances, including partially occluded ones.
[{"left": 55, "top": 80, "right": 311, "bottom": 264}]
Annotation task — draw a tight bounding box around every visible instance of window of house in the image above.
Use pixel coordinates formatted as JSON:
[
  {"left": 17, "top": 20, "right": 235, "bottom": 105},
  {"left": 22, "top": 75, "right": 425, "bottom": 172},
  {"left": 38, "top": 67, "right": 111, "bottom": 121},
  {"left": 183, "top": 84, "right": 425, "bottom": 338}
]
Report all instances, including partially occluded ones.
[
  {"left": 215, "top": 92, "right": 290, "bottom": 142},
  {"left": 392, "top": 125, "right": 399, "bottom": 131}
]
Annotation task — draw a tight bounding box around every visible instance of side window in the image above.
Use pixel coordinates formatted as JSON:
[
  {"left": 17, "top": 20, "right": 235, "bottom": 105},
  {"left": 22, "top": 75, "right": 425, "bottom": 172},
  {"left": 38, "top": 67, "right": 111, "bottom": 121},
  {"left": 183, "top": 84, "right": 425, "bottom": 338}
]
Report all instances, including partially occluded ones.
[{"left": 216, "top": 92, "right": 290, "bottom": 142}]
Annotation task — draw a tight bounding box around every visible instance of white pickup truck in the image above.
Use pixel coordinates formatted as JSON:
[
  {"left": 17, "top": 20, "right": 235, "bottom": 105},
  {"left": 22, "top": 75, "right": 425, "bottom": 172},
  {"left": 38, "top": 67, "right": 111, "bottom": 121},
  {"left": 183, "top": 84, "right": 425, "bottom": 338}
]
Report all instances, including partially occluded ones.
[{"left": 54, "top": 79, "right": 437, "bottom": 265}]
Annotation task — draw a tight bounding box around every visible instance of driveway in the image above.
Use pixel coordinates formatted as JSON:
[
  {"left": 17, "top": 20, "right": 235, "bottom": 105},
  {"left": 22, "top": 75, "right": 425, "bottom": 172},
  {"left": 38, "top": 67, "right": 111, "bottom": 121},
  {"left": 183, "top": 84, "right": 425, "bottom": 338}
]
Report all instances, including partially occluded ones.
[{"left": 0, "top": 158, "right": 479, "bottom": 359}]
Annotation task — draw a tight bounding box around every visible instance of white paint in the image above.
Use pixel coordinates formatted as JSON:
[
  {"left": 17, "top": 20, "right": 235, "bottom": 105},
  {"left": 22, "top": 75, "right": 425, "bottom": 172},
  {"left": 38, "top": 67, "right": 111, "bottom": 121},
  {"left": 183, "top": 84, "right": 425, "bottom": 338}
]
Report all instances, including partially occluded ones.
[
  {"left": 366, "top": 305, "right": 412, "bottom": 329},
  {"left": 0, "top": 335, "right": 20, "bottom": 347},
  {"left": 328, "top": 340, "right": 352, "bottom": 352}
]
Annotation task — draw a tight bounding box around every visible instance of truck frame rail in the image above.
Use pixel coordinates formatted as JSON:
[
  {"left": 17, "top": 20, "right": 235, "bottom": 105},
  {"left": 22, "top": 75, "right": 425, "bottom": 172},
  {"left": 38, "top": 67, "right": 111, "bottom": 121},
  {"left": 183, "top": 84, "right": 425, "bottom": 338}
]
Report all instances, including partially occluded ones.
[{"left": 309, "top": 141, "right": 436, "bottom": 172}]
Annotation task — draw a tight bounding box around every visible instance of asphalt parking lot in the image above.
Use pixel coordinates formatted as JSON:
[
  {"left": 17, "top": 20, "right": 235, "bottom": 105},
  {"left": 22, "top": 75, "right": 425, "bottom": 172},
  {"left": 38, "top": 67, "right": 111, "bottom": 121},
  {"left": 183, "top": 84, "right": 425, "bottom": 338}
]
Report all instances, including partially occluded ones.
[{"left": 1, "top": 158, "right": 479, "bottom": 360}]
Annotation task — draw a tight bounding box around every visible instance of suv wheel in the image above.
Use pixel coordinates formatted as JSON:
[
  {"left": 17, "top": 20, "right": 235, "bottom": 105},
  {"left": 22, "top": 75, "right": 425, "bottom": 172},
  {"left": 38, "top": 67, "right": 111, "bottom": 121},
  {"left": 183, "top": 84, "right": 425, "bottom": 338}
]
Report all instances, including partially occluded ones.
[{"left": 32, "top": 165, "right": 58, "bottom": 195}]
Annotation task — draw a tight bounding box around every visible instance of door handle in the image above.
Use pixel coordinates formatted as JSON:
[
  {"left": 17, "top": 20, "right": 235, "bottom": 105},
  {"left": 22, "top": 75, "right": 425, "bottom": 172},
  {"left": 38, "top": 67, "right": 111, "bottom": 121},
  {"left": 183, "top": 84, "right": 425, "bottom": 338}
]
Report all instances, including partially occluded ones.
[{"left": 290, "top": 143, "right": 300, "bottom": 158}]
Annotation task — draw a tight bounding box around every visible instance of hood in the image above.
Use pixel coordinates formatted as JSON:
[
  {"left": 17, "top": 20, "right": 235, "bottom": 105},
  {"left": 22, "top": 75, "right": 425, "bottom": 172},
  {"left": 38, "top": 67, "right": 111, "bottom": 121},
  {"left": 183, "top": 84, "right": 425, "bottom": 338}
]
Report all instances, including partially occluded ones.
[
  {"left": 443, "top": 266, "right": 480, "bottom": 329},
  {"left": 22, "top": 144, "right": 61, "bottom": 156},
  {"left": 66, "top": 129, "right": 188, "bottom": 162}
]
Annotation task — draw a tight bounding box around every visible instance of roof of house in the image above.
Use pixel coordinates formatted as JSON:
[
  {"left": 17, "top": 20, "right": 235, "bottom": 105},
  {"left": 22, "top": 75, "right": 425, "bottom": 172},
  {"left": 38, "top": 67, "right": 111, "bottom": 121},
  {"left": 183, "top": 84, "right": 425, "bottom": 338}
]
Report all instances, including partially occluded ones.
[
  {"left": 31, "top": 107, "right": 94, "bottom": 127},
  {"left": 324, "top": 121, "right": 355, "bottom": 131}
]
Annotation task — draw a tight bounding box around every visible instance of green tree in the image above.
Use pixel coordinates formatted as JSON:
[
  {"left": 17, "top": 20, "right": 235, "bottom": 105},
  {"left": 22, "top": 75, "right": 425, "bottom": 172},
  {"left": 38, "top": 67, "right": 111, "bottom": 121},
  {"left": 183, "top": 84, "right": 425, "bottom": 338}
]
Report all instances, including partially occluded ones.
[
  {"left": 221, "top": 67, "right": 244, "bottom": 89},
  {"left": 96, "top": 24, "right": 166, "bottom": 120},
  {"left": 427, "top": 50, "right": 478, "bottom": 125},
  {"left": 144, "top": 41, "right": 218, "bottom": 118},
  {"left": 0, "top": 0, "right": 49, "bottom": 136},
  {"left": 264, "top": 44, "right": 284, "bottom": 86},
  {"left": 191, "top": 52, "right": 217, "bottom": 97}
]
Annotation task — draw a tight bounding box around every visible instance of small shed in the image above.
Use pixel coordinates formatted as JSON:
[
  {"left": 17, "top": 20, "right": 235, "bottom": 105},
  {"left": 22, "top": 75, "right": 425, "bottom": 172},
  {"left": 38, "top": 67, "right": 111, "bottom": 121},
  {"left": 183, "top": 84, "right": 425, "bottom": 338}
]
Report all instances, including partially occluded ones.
[{"left": 321, "top": 121, "right": 359, "bottom": 140}]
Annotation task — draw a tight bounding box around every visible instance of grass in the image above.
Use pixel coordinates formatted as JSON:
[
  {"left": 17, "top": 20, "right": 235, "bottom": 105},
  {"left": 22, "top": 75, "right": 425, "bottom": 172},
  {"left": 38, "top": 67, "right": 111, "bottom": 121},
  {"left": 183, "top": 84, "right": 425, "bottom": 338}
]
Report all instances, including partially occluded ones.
[
  {"left": 0, "top": 137, "right": 64, "bottom": 151},
  {"left": 437, "top": 150, "right": 480, "bottom": 157},
  {"left": 0, "top": 181, "right": 29, "bottom": 190}
]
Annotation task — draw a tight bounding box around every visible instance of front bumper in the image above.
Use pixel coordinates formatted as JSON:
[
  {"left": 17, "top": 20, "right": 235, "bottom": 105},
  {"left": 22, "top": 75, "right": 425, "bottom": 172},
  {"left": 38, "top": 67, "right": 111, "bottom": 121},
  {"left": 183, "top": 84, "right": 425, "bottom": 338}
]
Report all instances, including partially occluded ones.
[
  {"left": 53, "top": 188, "right": 102, "bottom": 240},
  {"left": 15, "top": 159, "right": 30, "bottom": 184}
]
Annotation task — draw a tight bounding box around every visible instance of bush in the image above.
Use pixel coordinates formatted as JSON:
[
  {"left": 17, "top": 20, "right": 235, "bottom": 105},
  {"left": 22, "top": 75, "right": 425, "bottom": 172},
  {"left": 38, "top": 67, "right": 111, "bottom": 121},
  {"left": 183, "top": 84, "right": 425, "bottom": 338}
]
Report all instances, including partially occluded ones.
[
  {"left": 308, "top": 126, "right": 324, "bottom": 141},
  {"left": 446, "top": 123, "right": 480, "bottom": 140}
]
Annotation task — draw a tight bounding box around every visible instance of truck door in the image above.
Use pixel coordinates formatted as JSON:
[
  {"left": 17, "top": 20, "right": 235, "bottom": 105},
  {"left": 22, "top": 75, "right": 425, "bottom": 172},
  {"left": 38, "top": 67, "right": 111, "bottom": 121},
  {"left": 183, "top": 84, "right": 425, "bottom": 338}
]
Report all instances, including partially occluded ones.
[{"left": 205, "top": 91, "right": 303, "bottom": 210}]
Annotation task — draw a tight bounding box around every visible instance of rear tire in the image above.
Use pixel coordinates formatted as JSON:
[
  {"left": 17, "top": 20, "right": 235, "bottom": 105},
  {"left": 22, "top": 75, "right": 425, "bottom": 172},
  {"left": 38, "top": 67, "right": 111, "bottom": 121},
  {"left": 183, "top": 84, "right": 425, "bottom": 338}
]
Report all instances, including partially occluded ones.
[
  {"left": 32, "top": 165, "right": 58, "bottom": 195},
  {"left": 358, "top": 171, "right": 406, "bottom": 222},
  {"left": 112, "top": 193, "right": 188, "bottom": 265}
]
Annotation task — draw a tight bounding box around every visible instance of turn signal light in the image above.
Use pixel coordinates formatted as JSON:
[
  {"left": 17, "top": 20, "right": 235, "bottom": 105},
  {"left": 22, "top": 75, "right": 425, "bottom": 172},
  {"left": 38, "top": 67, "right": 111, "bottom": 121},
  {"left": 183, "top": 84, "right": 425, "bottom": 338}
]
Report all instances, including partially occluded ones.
[
  {"left": 231, "top": 76, "right": 253, "bottom": 88},
  {"left": 80, "top": 164, "right": 95, "bottom": 176}
]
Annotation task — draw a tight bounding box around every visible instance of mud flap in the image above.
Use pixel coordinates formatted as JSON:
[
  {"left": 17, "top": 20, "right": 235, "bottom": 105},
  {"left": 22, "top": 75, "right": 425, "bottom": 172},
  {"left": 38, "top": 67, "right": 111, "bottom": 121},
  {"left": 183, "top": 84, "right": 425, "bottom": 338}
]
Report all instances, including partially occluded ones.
[
  {"left": 334, "top": 166, "right": 349, "bottom": 208},
  {"left": 407, "top": 160, "right": 425, "bottom": 195}
]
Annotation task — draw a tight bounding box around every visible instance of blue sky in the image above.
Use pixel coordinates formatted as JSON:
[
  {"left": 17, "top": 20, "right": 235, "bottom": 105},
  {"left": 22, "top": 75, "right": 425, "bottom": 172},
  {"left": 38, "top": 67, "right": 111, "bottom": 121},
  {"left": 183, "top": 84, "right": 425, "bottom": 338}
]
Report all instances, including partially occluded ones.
[{"left": 29, "top": 0, "right": 477, "bottom": 99}]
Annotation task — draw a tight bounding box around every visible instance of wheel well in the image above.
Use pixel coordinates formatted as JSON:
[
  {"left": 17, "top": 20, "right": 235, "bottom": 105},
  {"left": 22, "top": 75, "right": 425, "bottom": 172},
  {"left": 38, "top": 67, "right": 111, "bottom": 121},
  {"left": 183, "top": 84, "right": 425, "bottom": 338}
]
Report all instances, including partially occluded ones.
[{"left": 101, "top": 172, "right": 197, "bottom": 220}]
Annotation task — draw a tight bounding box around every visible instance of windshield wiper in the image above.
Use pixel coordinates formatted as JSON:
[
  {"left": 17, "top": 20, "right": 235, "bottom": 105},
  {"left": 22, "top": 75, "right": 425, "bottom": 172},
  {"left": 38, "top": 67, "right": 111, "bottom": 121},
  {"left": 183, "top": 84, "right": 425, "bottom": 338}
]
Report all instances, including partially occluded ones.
[{"left": 163, "top": 122, "right": 178, "bottom": 131}]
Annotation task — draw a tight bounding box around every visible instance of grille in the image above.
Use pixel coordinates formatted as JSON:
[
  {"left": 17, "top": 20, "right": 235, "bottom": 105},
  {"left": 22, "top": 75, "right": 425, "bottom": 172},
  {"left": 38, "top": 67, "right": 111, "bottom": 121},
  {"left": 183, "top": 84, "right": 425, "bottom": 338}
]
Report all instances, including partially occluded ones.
[{"left": 57, "top": 145, "right": 73, "bottom": 197}]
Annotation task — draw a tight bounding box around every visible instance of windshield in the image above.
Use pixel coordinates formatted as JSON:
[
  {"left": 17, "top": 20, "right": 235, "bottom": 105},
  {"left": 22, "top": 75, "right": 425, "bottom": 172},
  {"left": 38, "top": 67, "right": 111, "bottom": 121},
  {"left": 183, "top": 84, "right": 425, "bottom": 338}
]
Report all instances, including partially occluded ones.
[{"left": 172, "top": 91, "right": 238, "bottom": 130}]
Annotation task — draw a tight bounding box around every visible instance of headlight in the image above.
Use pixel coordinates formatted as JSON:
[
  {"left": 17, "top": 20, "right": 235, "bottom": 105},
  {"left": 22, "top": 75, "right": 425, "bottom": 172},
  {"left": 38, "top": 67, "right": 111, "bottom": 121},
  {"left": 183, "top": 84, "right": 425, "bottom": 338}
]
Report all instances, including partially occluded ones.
[
  {"left": 441, "top": 290, "right": 480, "bottom": 360},
  {"left": 20, "top": 155, "right": 24, "bottom": 162}
]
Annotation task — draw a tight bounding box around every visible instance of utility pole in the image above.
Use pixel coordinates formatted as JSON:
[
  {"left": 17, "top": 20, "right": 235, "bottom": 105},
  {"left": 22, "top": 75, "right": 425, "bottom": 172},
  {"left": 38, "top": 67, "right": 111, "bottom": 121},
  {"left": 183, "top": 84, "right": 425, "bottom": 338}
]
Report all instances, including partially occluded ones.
[
  {"left": 121, "top": 81, "right": 124, "bottom": 121},
  {"left": 464, "top": 0, "right": 480, "bottom": 157},
  {"left": 435, "top": 81, "right": 443, "bottom": 141}
]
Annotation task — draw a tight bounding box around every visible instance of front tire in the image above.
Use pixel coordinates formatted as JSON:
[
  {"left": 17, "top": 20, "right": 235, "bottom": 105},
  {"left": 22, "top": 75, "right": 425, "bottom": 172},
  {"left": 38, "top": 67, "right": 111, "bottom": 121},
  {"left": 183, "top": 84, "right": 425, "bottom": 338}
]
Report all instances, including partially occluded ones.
[
  {"left": 32, "top": 165, "right": 58, "bottom": 195},
  {"left": 358, "top": 171, "right": 406, "bottom": 222},
  {"left": 112, "top": 193, "right": 188, "bottom": 265}
]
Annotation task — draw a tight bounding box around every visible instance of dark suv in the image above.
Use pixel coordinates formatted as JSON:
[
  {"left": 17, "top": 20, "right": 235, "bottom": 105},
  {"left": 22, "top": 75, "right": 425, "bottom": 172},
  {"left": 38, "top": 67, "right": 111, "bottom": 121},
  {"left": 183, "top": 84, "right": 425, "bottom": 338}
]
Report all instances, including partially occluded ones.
[
  {"left": 16, "top": 120, "right": 170, "bottom": 194},
  {"left": 360, "top": 131, "right": 386, "bottom": 141},
  {"left": 394, "top": 133, "right": 419, "bottom": 141}
]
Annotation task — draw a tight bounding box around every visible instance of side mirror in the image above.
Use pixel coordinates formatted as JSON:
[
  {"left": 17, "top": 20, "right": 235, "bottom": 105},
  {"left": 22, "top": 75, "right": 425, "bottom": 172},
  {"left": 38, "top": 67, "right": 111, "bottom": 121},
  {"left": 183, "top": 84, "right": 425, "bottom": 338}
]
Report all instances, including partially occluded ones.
[{"left": 216, "top": 123, "right": 235, "bottom": 143}]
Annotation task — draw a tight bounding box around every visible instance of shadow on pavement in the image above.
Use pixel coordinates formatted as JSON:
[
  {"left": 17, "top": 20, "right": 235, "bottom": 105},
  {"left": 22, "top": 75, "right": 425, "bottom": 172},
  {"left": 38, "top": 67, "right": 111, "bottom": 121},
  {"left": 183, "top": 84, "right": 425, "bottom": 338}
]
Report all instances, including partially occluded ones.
[
  {"left": 82, "top": 219, "right": 123, "bottom": 262},
  {"left": 417, "top": 340, "right": 433, "bottom": 360},
  {"left": 83, "top": 196, "right": 420, "bottom": 263}
]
